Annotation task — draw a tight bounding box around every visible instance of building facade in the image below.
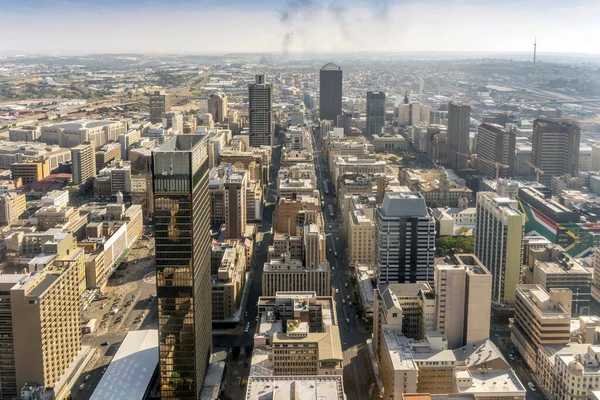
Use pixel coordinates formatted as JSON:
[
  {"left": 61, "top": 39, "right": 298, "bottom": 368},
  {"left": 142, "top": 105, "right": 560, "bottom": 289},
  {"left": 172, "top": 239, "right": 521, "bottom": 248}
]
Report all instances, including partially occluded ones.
[
  {"left": 71, "top": 143, "right": 97, "bottom": 186},
  {"left": 532, "top": 118, "right": 581, "bottom": 186},
  {"left": 153, "top": 135, "right": 212, "bottom": 399},
  {"left": 366, "top": 91, "right": 386, "bottom": 137},
  {"left": 474, "top": 192, "right": 524, "bottom": 303},
  {"left": 376, "top": 192, "right": 436, "bottom": 285},
  {"left": 248, "top": 75, "right": 273, "bottom": 147},
  {"left": 319, "top": 63, "right": 343, "bottom": 124},
  {"left": 446, "top": 101, "right": 471, "bottom": 170},
  {"left": 476, "top": 123, "right": 516, "bottom": 178}
]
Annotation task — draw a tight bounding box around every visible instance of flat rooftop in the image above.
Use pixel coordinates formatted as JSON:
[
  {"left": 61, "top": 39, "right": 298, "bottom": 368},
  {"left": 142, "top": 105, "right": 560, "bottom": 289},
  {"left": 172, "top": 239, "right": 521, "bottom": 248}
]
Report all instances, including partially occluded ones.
[{"left": 245, "top": 375, "right": 345, "bottom": 400}]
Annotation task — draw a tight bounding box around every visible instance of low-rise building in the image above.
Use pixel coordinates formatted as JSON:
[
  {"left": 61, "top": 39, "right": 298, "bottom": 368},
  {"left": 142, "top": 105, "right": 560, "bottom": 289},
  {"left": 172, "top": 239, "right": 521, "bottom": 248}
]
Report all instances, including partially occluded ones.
[
  {"left": 0, "top": 192, "right": 26, "bottom": 225},
  {"left": 372, "top": 133, "right": 407, "bottom": 152},
  {"left": 431, "top": 206, "right": 476, "bottom": 236},
  {"left": 262, "top": 253, "right": 330, "bottom": 296}
]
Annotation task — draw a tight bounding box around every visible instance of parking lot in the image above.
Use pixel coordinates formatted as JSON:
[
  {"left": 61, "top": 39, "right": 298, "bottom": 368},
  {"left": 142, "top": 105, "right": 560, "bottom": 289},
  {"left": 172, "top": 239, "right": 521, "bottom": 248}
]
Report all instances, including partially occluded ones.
[{"left": 72, "top": 236, "right": 157, "bottom": 399}]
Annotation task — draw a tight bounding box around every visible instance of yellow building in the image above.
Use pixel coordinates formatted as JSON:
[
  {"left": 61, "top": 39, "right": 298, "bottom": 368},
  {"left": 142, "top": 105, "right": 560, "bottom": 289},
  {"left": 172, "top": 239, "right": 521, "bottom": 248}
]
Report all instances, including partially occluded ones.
[
  {"left": 0, "top": 192, "right": 26, "bottom": 225},
  {"left": 10, "top": 158, "right": 50, "bottom": 184}
]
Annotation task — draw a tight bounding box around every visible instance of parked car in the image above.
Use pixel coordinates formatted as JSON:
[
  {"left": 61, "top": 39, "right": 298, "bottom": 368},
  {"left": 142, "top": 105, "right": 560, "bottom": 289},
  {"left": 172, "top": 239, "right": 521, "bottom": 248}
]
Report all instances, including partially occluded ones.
[
  {"left": 79, "top": 384, "right": 85, "bottom": 390},
  {"left": 101, "top": 341, "right": 109, "bottom": 346},
  {"left": 528, "top": 382, "right": 536, "bottom": 391}
]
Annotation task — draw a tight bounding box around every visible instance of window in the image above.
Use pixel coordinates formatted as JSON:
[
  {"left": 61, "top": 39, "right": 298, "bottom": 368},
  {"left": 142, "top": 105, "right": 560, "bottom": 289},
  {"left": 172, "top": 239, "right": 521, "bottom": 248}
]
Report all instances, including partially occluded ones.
[{"left": 392, "top": 313, "right": 398, "bottom": 318}]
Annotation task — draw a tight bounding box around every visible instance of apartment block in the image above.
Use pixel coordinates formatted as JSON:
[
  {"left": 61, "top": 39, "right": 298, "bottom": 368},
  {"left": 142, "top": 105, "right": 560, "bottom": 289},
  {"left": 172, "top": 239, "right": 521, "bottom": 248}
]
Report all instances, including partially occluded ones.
[
  {"left": 348, "top": 208, "right": 375, "bottom": 266},
  {"left": 511, "top": 284, "right": 571, "bottom": 371},
  {"left": 71, "top": 143, "right": 97, "bottom": 186},
  {"left": 474, "top": 192, "right": 524, "bottom": 303},
  {"left": 95, "top": 142, "right": 122, "bottom": 172},
  {"left": 447, "top": 101, "right": 471, "bottom": 170},
  {"left": 10, "top": 265, "right": 81, "bottom": 395},
  {"left": 0, "top": 192, "right": 26, "bottom": 225},
  {"left": 211, "top": 241, "right": 247, "bottom": 321},
  {"left": 434, "top": 254, "right": 492, "bottom": 349},
  {"left": 208, "top": 93, "right": 228, "bottom": 123}
]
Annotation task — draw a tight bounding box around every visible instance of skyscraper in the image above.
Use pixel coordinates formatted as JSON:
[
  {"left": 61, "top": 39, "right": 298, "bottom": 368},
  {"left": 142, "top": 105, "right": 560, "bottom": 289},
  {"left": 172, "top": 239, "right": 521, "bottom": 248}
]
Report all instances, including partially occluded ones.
[
  {"left": 532, "top": 118, "right": 581, "bottom": 186},
  {"left": 208, "top": 93, "right": 228, "bottom": 123},
  {"left": 319, "top": 62, "right": 342, "bottom": 123},
  {"left": 447, "top": 101, "right": 471, "bottom": 170},
  {"left": 248, "top": 74, "right": 273, "bottom": 147},
  {"left": 476, "top": 123, "right": 516, "bottom": 178},
  {"left": 376, "top": 192, "right": 436, "bottom": 284},
  {"left": 150, "top": 90, "right": 168, "bottom": 124},
  {"left": 366, "top": 91, "right": 386, "bottom": 137},
  {"left": 474, "top": 192, "right": 524, "bottom": 304},
  {"left": 153, "top": 135, "right": 212, "bottom": 399},
  {"left": 224, "top": 169, "right": 247, "bottom": 239},
  {"left": 71, "top": 143, "right": 96, "bottom": 186}
]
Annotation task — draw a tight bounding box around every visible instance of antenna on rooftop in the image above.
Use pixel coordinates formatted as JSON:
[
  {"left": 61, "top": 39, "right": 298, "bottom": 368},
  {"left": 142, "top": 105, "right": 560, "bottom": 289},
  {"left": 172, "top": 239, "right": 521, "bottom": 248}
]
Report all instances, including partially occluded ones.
[{"left": 533, "top": 37, "right": 537, "bottom": 65}]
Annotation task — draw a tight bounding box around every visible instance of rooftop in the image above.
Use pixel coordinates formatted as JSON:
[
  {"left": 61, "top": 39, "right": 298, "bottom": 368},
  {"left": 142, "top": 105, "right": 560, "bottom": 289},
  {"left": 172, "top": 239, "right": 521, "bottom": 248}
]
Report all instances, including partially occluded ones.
[
  {"left": 90, "top": 330, "right": 158, "bottom": 400},
  {"left": 44, "top": 119, "right": 121, "bottom": 131},
  {"left": 245, "top": 376, "right": 345, "bottom": 400}
]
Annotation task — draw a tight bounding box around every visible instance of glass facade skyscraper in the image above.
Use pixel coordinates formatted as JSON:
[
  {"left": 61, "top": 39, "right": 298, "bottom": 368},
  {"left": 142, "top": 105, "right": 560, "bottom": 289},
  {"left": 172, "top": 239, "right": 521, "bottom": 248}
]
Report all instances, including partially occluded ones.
[{"left": 153, "top": 135, "right": 212, "bottom": 399}]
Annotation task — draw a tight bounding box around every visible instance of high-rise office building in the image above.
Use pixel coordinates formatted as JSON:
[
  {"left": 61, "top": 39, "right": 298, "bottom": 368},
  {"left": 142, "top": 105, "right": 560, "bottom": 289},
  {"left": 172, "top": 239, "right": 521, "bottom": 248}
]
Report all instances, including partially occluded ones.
[
  {"left": 71, "top": 143, "right": 97, "bottom": 186},
  {"left": 446, "top": 101, "right": 471, "bottom": 170},
  {"left": 149, "top": 90, "right": 168, "bottom": 124},
  {"left": 366, "top": 91, "right": 386, "bottom": 137},
  {"left": 532, "top": 118, "right": 581, "bottom": 186},
  {"left": 476, "top": 123, "right": 516, "bottom": 178},
  {"left": 208, "top": 93, "right": 228, "bottom": 123},
  {"left": 376, "top": 192, "right": 436, "bottom": 284},
  {"left": 153, "top": 135, "right": 212, "bottom": 399},
  {"left": 319, "top": 63, "right": 342, "bottom": 123},
  {"left": 224, "top": 169, "right": 247, "bottom": 239},
  {"left": 248, "top": 74, "right": 273, "bottom": 147},
  {"left": 434, "top": 254, "right": 492, "bottom": 349},
  {"left": 474, "top": 192, "right": 524, "bottom": 304}
]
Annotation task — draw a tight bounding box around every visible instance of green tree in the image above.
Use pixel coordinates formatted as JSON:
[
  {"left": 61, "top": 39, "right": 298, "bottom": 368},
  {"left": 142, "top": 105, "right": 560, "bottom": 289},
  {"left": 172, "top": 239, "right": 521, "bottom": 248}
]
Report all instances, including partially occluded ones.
[{"left": 436, "top": 236, "right": 474, "bottom": 255}]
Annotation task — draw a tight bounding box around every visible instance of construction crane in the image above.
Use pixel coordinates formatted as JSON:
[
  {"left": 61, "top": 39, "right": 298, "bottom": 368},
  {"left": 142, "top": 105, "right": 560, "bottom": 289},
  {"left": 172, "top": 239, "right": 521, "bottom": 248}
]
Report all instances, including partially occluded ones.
[
  {"left": 527, "top": 161, "right": 544, "bottom": 183},
  {"left": 457, "top": 152, "right": 509, "bottom": 180}
]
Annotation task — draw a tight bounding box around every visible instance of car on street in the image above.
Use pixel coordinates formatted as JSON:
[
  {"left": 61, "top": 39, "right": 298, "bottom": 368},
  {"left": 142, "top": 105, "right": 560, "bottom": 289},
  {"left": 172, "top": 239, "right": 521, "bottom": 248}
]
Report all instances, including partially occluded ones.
[
  {"left": 331, "top": 267, "right": 335, "bottom": 271},
  {"left": 347, "top": 295, "right": 350, "bottom": 300},
  {"left": 328, "top": 249, "right": 332, "bottom": 253},
  {"left": 84, "top": 374, "right": 90, "bottom": 382},
  {"left": 345, "top": 318, "right": 350, "bottom": 324},
  {"left": 101, "top": 341, "right": 109, "bottom": 346},
  {"left": 508, "top": 354, "right": 515, "bottom": 361},
  {"left": 335, "top": 289, "right": 339, "bottom": 294},
  {"left": 342, "top": 299, "right": 346, "bottom": 304},
  {"left": 528, "top": 382, "right": 536, "bottom": 391},
  {"left": 349, "top": 302, "right": 352, "bottom": 307},
  {"left": 79, "top": 384, "right": 86, "bottom": 390},
  {"left": 334, "top": 252, "right": 338, "bottom": 257}
]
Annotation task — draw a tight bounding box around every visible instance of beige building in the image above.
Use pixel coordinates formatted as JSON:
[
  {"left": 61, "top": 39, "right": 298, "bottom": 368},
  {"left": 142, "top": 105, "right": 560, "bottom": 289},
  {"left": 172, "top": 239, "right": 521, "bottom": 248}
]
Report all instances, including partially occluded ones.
[
  {"left": 254, "top": 292, "right": 343, "bottom": 376},
  {"left": 71, "top": 143, "right": 97, "bottom": 186},
  {"left": 303, "top": 223, "right": 326, "bottom": 268},
  {"left": 95, "top": 142, "right": 122, "bottom": 172},
  {"left": 371, "top": 134, "right": 407, "bottom": 152},
  {"left": 375, "top": 283, "right": 436, "bottom": 347},
  {"left": 224, "top": 170, "right": 247, "bottom": 239},
  {"left": 11, "top": 158, "right": 50, "bottom": 184},
  {"left": 510, "top": 284, "right": 571, "bottom": 371},
  {"left": 399, "top": 168, "right": 472, "bottom": 207},
  {"left": 7, "top": 263, "right": 81, "bottom": 396},
  {"left": 331, "top": 156, "right": 387, "bottom": 184},
  {"left": 268, "top": 233, "right": 303, "bottom": 261},
  {"left": 474, "top": 192, "right": 524, "bottom": 304},
  {"left": 262, "top": 253, "right": 330, "bottom": 296},
  {"left": 40, "top": 120, "right": 125, "bottom": 150},
  {"left": 379, "top": 328, "right": 525, "bottom": 399},
  {"left": 0, "top": 192, "right": 26, "bottom": 225},
  {"left": 208, "top": 93, "right": 228, "bottom": 123},
  {"left": 212, "top": 241, "right": 247, "bottom": 321},
  {"left": 272, "top": 196, "right": 321, "bottom": 235},
  {"left": 434, "top": 254, "right": 492, "bottom": 349},
  {"left": 348, "top": 209, "right": 375, "bottom": 266}
]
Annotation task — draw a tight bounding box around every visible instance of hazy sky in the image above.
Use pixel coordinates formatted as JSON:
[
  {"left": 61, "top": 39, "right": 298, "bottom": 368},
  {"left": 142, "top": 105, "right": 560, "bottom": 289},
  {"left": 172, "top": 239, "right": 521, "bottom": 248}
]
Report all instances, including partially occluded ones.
[{"left": 0, "top": 0, "right": 598, "bottom": 54}]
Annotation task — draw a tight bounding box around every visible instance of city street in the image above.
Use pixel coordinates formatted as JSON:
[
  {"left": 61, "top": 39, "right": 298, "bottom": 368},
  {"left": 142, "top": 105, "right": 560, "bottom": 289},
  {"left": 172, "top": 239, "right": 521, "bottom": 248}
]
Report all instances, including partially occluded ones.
[
  {"left": 73, "top": 240, "right": 158, "bottom": 400},
  {"left": 312, "top": 127, "right": 378, "bottom": 400}
]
